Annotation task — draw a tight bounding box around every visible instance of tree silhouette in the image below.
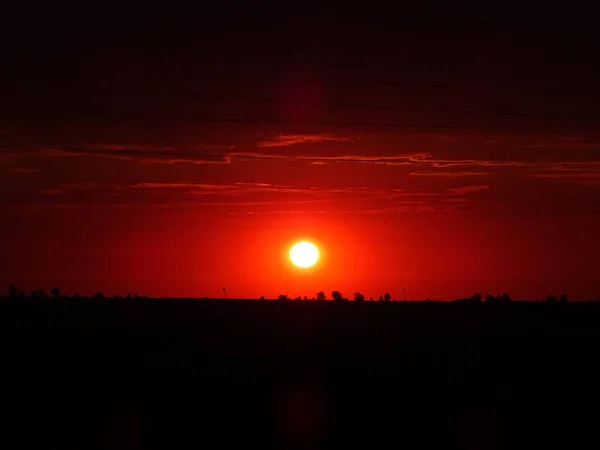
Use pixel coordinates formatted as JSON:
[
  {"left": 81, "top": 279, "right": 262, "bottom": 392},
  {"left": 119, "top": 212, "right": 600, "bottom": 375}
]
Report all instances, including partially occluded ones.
[
  {"left": 37, "top": 289, "right": 46, "bottom": 297},
  {"left": 50, "top": 288, "right": 61, "bottom": 299},
  {"left": 278, "top": 294, "right": 289, "bottom": 301},
  {"left": 546, "top": 295, "right": 558, "bottom": 303},
  {"left": 384, "top": 292, "right": 392, "bottom": 302},
  {"left": 354, "top": 292, "right": 365, "bottom": 302},
  {"left": 559, "top": 294, "right": 568, "bottom": 303},
  {"left": 316, "top": 291, "right": 327, "bottom": 301},
  {"left": 94, "top": 292, "right": 104, "bottom": 299},
  {"left": 378, "top": 295, "right": 384, "bottom": 302},
  {"left": 472, "top": 292, "right": 483, "bottom": 303},
  {"left": 331, "top": 290, "right": 344, "bottom": 301},
  {"left": 501, "top": 293, "right": 512, "bottom": 303},
  {"left": 259, "top": 296, "right": 265, "bottom": 301},
  {"left": 485, "top": 294, "right": 496, "bottom": 304},
  {"left": 9, "top": 283, "right": 18, "bottom": 298}
]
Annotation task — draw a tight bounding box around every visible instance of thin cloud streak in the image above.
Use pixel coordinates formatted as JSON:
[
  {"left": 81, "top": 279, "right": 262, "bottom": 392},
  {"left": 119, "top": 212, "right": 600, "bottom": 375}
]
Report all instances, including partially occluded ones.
[
  {"left": 532, "top": 173, "right": 600, "bottom": 179},
  {"left": 520, "top": 142, "right": 600, "bottom": 149},
  {"left": 257, "top": 134, "right": 355, "bottom": 148},
  {"left": 114, "top": 182, "right": 438, "bottom": 199},
  {"left": 410, "top": 171, "right": 493, "bottom": 177},
  {"left": 227, "top": 204, "right": 463, "bottom": 215},
  {"left": 37, "top": 182, "right": 101, "bottom": 196},
  {"left": 8, "top": 144, "right": 600, "bottom": 173},
  {"left": 446, "top": 185, "right": 490, "bottom": 195}
]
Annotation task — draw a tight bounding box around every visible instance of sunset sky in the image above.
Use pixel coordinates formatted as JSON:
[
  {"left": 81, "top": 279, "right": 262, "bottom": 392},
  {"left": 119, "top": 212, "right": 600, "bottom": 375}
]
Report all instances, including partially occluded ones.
[{"left": 2, "top": 4, "right": 600, "bottom": 300}]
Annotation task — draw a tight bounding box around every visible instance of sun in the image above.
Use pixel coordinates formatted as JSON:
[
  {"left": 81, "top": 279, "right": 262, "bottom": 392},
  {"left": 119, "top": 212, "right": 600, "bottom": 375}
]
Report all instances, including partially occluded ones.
[{"left": 290, "top": 241, "right": 319, "bottom": 268}]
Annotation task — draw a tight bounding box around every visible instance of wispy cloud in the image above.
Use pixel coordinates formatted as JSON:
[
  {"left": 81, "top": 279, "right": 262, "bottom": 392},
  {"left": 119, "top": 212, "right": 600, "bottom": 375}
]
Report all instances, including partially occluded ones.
[
  {"left": 442, "top": 198, "right": 470, "bottom": 203},
  {"left": 42, "top": 147, "right": 231, "bottom": 165},
  {"left": 410, "top": 171, "right": 493, "bottom": 177},
  {"left": 10, "top": 142, "right": 600, "bottom": 179},
  {"left": 446, "top": 185, "right": 490, "bottom": 195},
  {"left": 531, "top": 163, "right": 600, "bottom": 171},
  {"left": 520, "top": 141, "right": 600, "bottom": 149},
  {"left": 257, "top": 134, "right": 355, "bottom": 148},
  {"left": 85, "top": 144, "right": 177, "bottom": 152},
  {"left": 226, "top": 151, "right": 428, "bottom": 165},
  {"left": 527, "top": 168, "right": 600, "bottom": 186},
  {"left": 532, "top": 173, "right": 600, "bottom": 179},
  {"left": 37, "top": 182, "right": 100, "bottom": 196},
  {"left": 119, "top": 182, "right": 239, "bottom": 190},
  {"left": 113, "top": 181, "right": 491, "bottom": 204},
  {"left": 430, "top": 159, "right": 535, "bottom": 168},
  {"left": 5, "top": 143, "right": 428, "bottom": 166},
  {"left": 116, "top": 182, "right": 398, "bottom": 198},
  {"left": 227, "top": 204, "right": 462, "bottom": 216},
  {"left": 117, "top": 182, "right": 309, "bottom": 196}
]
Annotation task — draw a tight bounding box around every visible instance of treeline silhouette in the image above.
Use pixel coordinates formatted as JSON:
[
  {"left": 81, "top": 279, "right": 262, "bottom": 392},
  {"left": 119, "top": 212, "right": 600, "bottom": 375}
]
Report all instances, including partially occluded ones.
[
  {"left": 7, "top": 284, "right": 574, "bottom": 303},
  {"left": 7, "top": 283, "right": 149, "bottom": 300},
  {"left": 278, "top": 291, "right": 571, "bottom": 303}
]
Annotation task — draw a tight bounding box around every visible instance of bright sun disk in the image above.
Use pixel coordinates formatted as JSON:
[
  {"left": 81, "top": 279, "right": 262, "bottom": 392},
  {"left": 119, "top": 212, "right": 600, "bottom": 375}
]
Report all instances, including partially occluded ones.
[{"left": 290, "top": 241, "right": 319, "bottom": 268}]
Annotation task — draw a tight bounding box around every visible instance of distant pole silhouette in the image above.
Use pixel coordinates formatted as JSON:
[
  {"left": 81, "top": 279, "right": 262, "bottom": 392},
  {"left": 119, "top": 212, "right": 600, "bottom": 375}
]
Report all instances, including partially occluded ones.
[{"left": 223, "top": 287, "right": 227, "bottom": 299}]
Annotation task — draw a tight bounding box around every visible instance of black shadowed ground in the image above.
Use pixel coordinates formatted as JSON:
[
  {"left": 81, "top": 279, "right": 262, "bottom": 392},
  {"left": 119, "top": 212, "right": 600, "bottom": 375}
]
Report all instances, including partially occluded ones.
[{"left": 1, "top": 297, "right": 598, "bottom": 449}]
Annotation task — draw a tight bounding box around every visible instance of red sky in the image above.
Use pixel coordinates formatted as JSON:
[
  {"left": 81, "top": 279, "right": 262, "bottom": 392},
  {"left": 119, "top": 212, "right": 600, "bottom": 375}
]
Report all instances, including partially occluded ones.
[{"left": 1, "top": 5, "right": 600, "bottom": 300}]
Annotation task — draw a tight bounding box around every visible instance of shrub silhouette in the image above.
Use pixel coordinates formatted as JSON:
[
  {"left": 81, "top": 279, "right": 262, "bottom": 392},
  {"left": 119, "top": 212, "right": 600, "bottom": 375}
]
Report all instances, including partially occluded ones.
[
  {"left": 50, "top": 288, "right": 61, "bottom": 299},
  {"left": 94, "top": 292, "right": 104, "bottom": 299},
  {"left": 316, "top": 291, "right": 327, "bottom": 301},
  {"left": 354, "top": 292, "right": 365, "bottom": 302},
  {"left": 384, "top": 293, "right": 391, "bottom": 302},
  {"left": 278, "top": 294, "right": 289, "bottom": 301},
  {"left": 9, "top": 284, "right": 18, "bottom": 298},
  {"left": 331, "top": 291, "right": 345, "bottom": 301}
]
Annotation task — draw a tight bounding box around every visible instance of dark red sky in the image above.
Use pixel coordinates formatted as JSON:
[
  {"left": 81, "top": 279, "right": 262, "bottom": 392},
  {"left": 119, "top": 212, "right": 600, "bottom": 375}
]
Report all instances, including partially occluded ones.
[{"left": 1, "top": 4, "right": 600, "bottom": 300}]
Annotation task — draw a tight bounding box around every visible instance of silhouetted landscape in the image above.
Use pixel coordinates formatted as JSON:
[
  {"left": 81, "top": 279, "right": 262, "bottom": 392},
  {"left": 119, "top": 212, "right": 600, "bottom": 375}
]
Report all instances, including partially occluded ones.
[{"left": 3, "top": 288, "right": 600, "bottom": 449}]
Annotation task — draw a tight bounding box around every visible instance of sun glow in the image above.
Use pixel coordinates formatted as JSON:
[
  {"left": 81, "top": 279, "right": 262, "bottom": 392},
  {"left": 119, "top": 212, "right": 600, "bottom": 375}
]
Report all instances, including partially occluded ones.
[{"left": 289, "top": 241, "right": 319, "bottom": 268}]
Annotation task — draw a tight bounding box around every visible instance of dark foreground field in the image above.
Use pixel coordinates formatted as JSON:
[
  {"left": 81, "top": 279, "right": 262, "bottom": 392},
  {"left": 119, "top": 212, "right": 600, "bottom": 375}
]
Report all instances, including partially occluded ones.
[{"left": 2, "top": 297, "right": 600, "bottom": 449}]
